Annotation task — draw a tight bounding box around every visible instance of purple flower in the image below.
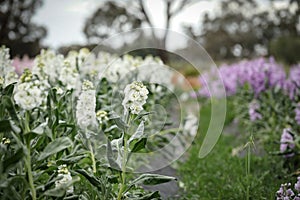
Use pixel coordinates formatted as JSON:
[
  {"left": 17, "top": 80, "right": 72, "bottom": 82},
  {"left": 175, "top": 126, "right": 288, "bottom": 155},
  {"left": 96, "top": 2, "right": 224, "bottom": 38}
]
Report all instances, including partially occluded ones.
[
  {"left": 195, "top": 57, "right": 287, "bottom": 98},
  {"left": 295, "top": 103, "right": 300, "bottom": 125},
  {"left": 284, "top": 65, "right": 300, "bottom": 99},
  {"left": 295, "top": 177, "right": 300, "bottom": 192},
  {"left": 248, "top": 100, "right": 262, "bottom": 121},
  {"left": 280, "top": 128, "right": 295, "bottom": 157},
  {"left": 277, "top": 183, "right": 295, "bottom": 200}
]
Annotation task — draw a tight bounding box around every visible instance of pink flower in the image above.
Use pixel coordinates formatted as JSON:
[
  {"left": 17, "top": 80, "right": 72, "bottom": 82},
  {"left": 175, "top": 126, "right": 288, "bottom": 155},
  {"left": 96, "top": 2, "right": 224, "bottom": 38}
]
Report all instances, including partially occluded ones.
[{"left": 12, "top": 55, "right": 33, "bottom": 75}]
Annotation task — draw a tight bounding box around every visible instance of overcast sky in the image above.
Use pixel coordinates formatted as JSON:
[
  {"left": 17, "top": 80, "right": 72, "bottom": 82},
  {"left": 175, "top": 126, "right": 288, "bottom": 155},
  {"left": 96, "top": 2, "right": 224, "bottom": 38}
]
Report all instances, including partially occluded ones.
[{"left": 32, "top": 0, "right": 218, "bottom": 49}]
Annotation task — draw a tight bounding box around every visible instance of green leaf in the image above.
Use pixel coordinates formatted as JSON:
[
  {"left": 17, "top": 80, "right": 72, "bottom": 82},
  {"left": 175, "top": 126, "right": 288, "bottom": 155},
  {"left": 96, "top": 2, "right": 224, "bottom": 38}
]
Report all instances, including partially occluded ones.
[
  {"left": 134, "top": 191, "right": 160, "bottom": 200},
  {"left": 75, "top": 169, "right": 103, "bottom": 190},
  {"left": 38, "top": 137, "right": 73, "bottom": 161},
  {"left": 0, "top": 119, "right": 11, "bottom": 132},
  {"left": 44, "top": 176, "right": 80, "bottom": 197},
  {"left": 2, "top": 96, "right": 19, "bottom": 121},
  {"left": 130, "top": 138, "right": 147, "bottom": 153},
  {"left": 130, "top": 174, "right": 176, "bottom": 186},
  {"left": 134, "top": 112, "right": 154, "bottom": 121},
  {"left": 0, "top": 119, "right": 21, "bottom": 133},
  {"left": 64, "top": 195, "right": 80, "bottom": 200},
  {"left": 30, "top": 122, "right": 47, "bottom": 135},
  {"left": 128, "top": 121, "right": 147, "bottom": 152},
  {"left": 2, "top": 83, "right": 15, "bottom": 96},
  {"left": 128, "top": 121, "right": 145, "bottom": 144},
  {"left": 106, "top": 139, "right": 121, "bottom": 170},
  {"left": 2, "top": 148, "right": 24, "bottom": 172},
  {"left": 57, "top": 155, "right": 86, "bottom": 165},
  {"left": 9, "top": 120, "right": 21, "bottom": 134},
  {"left": 109, "top": 112, "right": 128, "bottom": 130}
]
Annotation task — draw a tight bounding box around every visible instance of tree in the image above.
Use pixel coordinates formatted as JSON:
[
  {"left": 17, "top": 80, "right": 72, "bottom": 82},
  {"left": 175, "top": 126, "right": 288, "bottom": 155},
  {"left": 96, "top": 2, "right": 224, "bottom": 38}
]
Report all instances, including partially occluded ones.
[
  {"left": 83, "top": 1, "right": 142, "bottom": 44},
  {"left": 185, "top": 0, "right": 299, "bottom": 60},
  {"left": 84, "top": 0, "right": 198, "bottom": 49},
  {"left": 0, "top": 0, "right": 47, "bottom": 57}
]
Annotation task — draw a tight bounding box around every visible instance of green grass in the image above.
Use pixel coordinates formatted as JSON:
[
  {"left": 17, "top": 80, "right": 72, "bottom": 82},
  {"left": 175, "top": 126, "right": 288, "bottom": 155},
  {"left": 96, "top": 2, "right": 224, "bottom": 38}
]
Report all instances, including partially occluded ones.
[{"left": 177, "top": 101, "right": 288, "bottom": 200}]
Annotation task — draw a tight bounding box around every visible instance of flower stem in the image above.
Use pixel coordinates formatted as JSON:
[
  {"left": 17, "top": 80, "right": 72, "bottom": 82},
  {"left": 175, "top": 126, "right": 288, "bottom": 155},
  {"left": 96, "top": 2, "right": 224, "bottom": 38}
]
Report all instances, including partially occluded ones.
[
  {"left": 117, "top": 114, "right": 132, "bottom": 200},
  {"left": 117, "top": 133, "right": 128, "bottom": 200},
  {"left": 245, "top": 135, "right": 253, "bottom": 200},
  {"left": 25, "top": 146, "right": 36, "bottom": 200},
  {"left": 24, "top": 111, "right": 36, "bottom": 200},
  {"left": 88, "top": 141, "right": 97, "bottom": 173}
]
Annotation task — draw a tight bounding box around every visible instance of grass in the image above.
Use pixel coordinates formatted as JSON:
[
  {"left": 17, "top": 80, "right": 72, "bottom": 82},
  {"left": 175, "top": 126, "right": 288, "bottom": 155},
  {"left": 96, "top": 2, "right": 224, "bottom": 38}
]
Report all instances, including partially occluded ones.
[{"left": 177, "top": 100, "right": 289, "bottom": 199}]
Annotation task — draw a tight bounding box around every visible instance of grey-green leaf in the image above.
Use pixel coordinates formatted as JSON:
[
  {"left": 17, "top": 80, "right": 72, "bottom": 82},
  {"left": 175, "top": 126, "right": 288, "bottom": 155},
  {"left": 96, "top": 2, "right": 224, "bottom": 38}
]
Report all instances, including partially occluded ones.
[
  {"left": 109, "top": 112, "right": 128, "bottom": 130},
  {"left": 130, "top": 173, "right": 176, "bottom": 186},
  {"left": 130, "top": 138, "right": 147, "bottom": 153},
  {"left": 38, "top": 137, "right": 73, "bottom": 161},
  {"left": 3, "top": 148, "right": 24, "bottom": 172},
  {"left": 128, "top": 121, "right": 145, "bottom": 145},
  {"left": 106, "top": 139, "right": 121, "bottom": 170}
]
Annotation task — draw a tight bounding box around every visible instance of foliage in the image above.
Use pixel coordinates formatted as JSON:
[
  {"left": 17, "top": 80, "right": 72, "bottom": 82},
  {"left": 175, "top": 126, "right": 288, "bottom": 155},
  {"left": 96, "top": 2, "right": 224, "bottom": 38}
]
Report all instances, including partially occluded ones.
[
  {"left": 0, "top": 0, "right": 47, "bottom": 57},
  {"left": 185, "top": 0, "right": 299, "bottom": 60},
  {"left": 83, "top": 0, "right": 197, "bottom": 49},
  {"left": 83, "top": 1, "right": 142, "bottom": 43},
  {"left": 270, "top": 36, "right": 300, "bottom": 64}
]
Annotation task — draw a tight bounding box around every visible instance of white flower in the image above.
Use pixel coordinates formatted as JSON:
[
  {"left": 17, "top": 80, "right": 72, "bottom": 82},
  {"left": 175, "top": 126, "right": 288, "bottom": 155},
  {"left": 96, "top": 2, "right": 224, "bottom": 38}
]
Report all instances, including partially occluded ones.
[
  {"left": 14, "top": 70, "right": 48, "bottom": 110},
  {"left": 4, "top": 71, "right": 18, "bottom": 86},
  {"left": 183, "top": 114, "right": 198, "bottom": 136},
  {"left": 66, "top": 48, "right": 104, "bottom": 80},
  {"left": 0, "top": 46, "right": 14, "bottom": 74},
  {"left": 32, "top": 49, "right": 64, "bottom": 84},
  {"left": 1, "top": 137, "right": 10, "bottom": 145},
  {"left": 55, "top": 165, "right": 73, "bottom": 194},
  {"left": 0, "top": 46, "right": 19, "bottom": 86},
  {"left": 0, "top": 76, "right": 4, "bottom": 85},
  {"left": 76, "top": 80, "right": 97, "bottom": 130},
  {"left": 58, "top": 61, "right": 80, "bottom": 90},
  {"left": 96, "top": 110, "right": 109, "bottom": 124},
  {"left": 137, "top": 64, "right": 174, "bottom": 91},
  {"left": 122, "top": 81, "right": 149, "bottom": 115}
]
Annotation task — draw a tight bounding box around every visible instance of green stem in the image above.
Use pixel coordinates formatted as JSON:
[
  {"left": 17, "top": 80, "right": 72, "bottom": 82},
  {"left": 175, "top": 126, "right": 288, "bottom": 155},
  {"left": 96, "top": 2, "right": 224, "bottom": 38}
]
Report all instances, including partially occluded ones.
[
  {"left": 24, "top": 111, "right": 30, "bottom": 133},
  {"left": 245, "top": 140, "right": 251, "bottom": 200},
  {"left": 24, "top": 111, "right": 36, "bottom": 200},
  {"left": 117, "top": 134, "right": 128, "bottom": 200},
  {"left": 117, "top": 114, "right": 131, "bottom": 200},
  {"left": 25, "top": 146, "right": 36, "bottom": 200},
  {"left": 88, "top": 141, "right": 96, "bottom": 173}
]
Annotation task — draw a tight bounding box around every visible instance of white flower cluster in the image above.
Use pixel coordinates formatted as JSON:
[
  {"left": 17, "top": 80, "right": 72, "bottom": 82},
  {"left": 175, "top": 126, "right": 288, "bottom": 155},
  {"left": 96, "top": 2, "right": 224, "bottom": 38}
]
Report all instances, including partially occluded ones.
[
  {"left": 28, "top": 48, "right": 174, "bottom": 94},
  {"left": 96, "top": 110, "right": 109, "bottom": 124},
  {"left": 76, "top": 80, "right": 97, "bottom": 130},
  {"left": 122, "top": 81, "right": 149, "bottom": 114},
  {"left": 55, "top": 165, "right": 73, "bottom": 194},
  {"left": 32, "top": 50, "right": 80, "bottom": 91},
  {"left": 14, "top": 70, "right": 49, "bottom": 110},
  {"left": 32, "top": 49, "right": 64, "bottom": 83},
  {"left": 58, "top": 61, "right": 80, "bottom": 90},
  {"left": 100, "top": 54, "right": 168, "bottom": 83},
  {"left": 0, "top": 46, "right": 18, "bottom": 86}
]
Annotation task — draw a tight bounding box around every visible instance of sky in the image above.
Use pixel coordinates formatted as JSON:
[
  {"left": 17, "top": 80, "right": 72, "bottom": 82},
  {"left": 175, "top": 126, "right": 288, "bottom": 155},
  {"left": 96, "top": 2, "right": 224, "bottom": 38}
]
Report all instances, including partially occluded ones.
[{"left": 32, "top": 0, "right": 218, "bottom": 49}]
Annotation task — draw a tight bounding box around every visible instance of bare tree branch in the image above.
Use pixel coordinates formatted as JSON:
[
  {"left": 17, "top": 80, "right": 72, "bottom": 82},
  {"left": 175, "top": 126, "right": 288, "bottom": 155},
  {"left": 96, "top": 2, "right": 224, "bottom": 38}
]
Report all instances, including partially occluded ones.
[
  {"left": 171, "top": 0, "right": 199, "bottom": 16},
  {"left": 138, "top": 0, "right": 154, "bottom": 27}
]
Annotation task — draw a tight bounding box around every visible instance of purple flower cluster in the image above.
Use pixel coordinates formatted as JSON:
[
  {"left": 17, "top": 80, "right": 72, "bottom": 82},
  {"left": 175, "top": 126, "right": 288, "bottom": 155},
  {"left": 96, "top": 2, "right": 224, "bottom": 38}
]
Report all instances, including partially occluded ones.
[
  {"left": 197, "top": 57, "right": 300, "bottom": 98},
  {"left": 276, "top": 177, "right": 300, "bottom": 200},
  {"left": 280, "top": 128, "right": 295, "bottom": 157},
  {"left": 285, "top": 65, "right": 300, "bottom": 99},
  {"left": 248, "top": 100, "right": 262, "bottom": 121},
  {"left": 295, "top": 103, "right": 300, "bottom": 125}
]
